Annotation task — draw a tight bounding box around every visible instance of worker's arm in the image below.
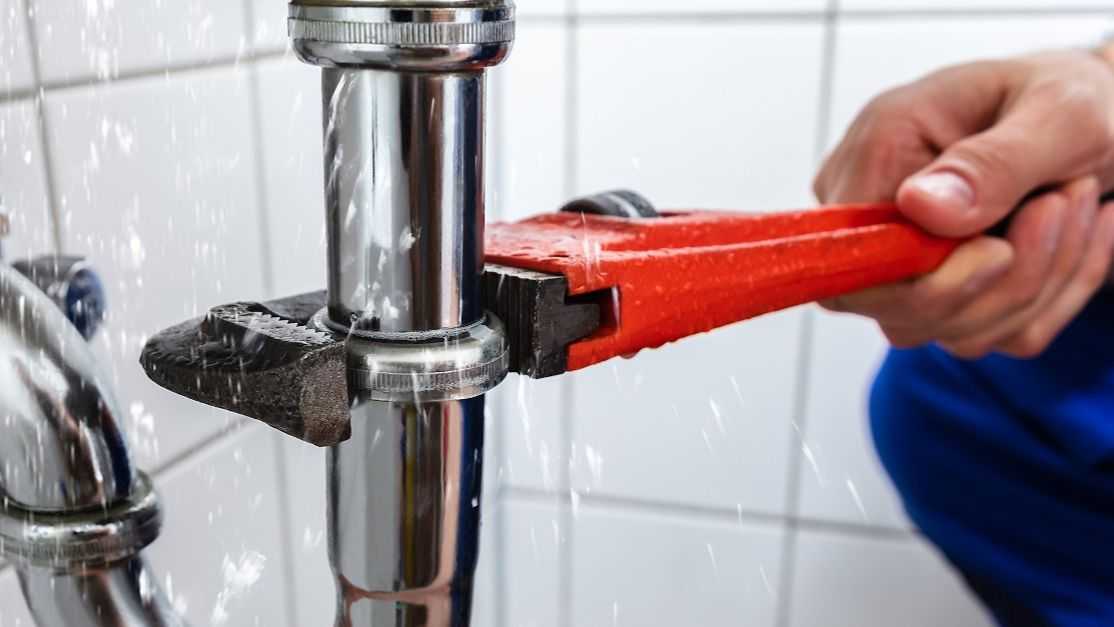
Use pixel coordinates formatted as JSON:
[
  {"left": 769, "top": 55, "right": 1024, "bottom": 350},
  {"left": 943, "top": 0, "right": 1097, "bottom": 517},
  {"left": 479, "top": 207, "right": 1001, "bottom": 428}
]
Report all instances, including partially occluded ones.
[{"left": 814, "top": 47, "right": 1114, "bottom": 359}]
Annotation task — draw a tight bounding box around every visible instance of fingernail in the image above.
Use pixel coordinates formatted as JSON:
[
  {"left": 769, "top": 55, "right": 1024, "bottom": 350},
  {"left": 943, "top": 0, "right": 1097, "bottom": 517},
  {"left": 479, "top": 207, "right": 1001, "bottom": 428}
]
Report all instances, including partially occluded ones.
[{"left": 907, "top": 172, "right": 976, "bottom": 212}]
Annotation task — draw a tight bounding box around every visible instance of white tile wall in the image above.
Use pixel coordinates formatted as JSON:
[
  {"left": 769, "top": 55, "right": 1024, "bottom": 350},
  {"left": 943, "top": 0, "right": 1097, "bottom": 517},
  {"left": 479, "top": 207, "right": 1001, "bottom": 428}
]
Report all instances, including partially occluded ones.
[
  {"left": 569, "top": 315, "right": 802, "bottom": 514},
  {"left": 787, "top": 530, "right": 992, "bottom": 627},
  {"left": 274, "top": 436, "right": 332, "bottom": 627},
  {"left": 797, "top": 310, "right": 910, "bottom": 528},
  {"left": 0, "top": 100, "right": 53, "bottom": 260},
  {"left": 255, "top": 56, "right": 326, "bottom": 298},
  {"left": 146, "top": 425, "right": 291, "bottom": 627},
  {"left": 44, "top": 66, "right": 267, "bottom": 471},
  {"left": 1, "top": 0, "right": 34, "bottom": 94},
  {"left": 491, "top": 21, "right": 574, "bottom": 494},
  {"left": 249, "top": 0, "right": 289, "bottom": 52},
  {"left": 4, "top": 3, "right": 1110, "bottom": 627},
  {"left": 571, "top": 506, "right": 783, "bottom": 627},
  {"left": 29, "top": 0, "right": 248, "bottom": 83},
  {"left": 575, "top": 21, "right": 824, "bottom": 210},
  {"left": 502, "top": 500, "right": 565, "bottom": 627}
]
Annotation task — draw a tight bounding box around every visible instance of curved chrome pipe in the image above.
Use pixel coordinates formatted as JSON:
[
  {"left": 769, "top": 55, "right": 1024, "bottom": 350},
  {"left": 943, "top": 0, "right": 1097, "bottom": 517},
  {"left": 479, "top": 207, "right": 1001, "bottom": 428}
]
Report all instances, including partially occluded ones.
[
  {"left": 18, "top": 558, "right": 181, "bottom": 627},
  {"left": 0, "top": 263, "right": 132, "bottom": 512},
  {"left": 0, "top": 264, "right": 183, "bottom": 627}
]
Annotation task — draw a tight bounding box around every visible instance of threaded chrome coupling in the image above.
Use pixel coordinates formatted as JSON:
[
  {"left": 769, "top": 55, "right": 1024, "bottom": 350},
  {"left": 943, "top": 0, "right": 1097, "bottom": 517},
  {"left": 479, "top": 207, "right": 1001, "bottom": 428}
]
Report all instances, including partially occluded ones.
[{"left": 288, "top": 0, "right": 515, "bottom": 71}]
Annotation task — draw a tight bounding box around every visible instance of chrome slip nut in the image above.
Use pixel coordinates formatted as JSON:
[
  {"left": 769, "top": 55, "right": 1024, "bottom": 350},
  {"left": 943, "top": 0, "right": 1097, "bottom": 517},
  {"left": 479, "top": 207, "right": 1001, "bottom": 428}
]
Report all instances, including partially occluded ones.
[
  {"left": 288, "top": 0, "right": 515, "bottom": 71},
  {"left": 0, "top": 473, "right": 162, "bottom": 571},
  {"left": 326, "top": 311, "right": 511, "bottom": 403}
]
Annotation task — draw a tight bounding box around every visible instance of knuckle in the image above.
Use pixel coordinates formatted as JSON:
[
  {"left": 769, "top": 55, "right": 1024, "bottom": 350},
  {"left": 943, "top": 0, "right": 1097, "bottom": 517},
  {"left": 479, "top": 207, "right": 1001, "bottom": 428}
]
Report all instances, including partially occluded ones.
[
  {"left": 1004, "top": 327, "right": 1052, "bottom": 359},
  {"left": 947, "top": 341, "right": 992, "bottom": 360}
]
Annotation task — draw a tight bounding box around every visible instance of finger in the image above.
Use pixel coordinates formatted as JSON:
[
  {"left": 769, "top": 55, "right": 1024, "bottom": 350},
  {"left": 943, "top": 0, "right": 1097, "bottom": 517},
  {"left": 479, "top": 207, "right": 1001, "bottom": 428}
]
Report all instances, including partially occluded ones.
[
  {"left": 928, "top": 190, "right": 1069, "bottom": 356},
  {"left": 823, "top": 236, "right": 1014, "bottom": 327},
  {"left": 938, "top": 178, "right": 1099, "bottom": 357},
  {"left": 816, "top": 115, "right": 937, "bottom": 204},
  {"left": 997, "top": 201, "right": 1114, "bottom": 357},
  {"left": 897, "top": 89, "right": 1110, "bottom": 238}
]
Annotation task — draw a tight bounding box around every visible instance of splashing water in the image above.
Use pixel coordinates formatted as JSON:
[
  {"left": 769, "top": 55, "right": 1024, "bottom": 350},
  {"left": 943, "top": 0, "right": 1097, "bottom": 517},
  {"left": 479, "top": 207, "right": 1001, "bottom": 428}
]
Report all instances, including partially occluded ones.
[{"left": 210, "top": 550, "right": 266, "bottom": 626}]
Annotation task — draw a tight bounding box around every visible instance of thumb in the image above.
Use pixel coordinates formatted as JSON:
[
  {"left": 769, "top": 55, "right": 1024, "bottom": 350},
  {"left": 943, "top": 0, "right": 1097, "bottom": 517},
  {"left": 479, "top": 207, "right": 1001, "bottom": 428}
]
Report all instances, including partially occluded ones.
[{"left": 896, "top": 101, "right": 1099, "bottom": 238}]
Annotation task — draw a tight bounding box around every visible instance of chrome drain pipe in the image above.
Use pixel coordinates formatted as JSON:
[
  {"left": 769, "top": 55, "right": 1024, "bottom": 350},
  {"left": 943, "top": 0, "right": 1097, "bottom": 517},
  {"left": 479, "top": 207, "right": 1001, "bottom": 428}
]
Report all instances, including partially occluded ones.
[
  {"left": 288, "top": 2, "right": 514, "bottom": 625},
  {"left": 0, "top": 264, "right": 182, "bottom": 627}
]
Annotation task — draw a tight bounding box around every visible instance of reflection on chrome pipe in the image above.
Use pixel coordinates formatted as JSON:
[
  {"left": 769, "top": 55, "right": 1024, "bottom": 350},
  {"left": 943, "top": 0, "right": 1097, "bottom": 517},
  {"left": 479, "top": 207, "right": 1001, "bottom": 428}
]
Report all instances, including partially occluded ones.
[
  {"left": 330, "top": 397, "right": 484, "bottom": 626},
  {"left": 0, "top": 264, "right": 133, "bottom": 511},
  {"left": 322, "top": 69, "right": 485, "bottom": 334},
  {"left": 18, "top": 557, "right": 182, "bottom": 627},
  {"left": 289, "top": 2, "right": 514, "bottom": 626}
]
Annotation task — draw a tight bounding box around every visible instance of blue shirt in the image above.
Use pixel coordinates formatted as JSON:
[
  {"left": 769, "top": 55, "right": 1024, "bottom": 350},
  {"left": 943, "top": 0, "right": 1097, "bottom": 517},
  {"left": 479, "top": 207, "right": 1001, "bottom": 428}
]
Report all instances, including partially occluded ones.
[{"left": 871, "top": 290, "right": 1114, "bottom": 627}]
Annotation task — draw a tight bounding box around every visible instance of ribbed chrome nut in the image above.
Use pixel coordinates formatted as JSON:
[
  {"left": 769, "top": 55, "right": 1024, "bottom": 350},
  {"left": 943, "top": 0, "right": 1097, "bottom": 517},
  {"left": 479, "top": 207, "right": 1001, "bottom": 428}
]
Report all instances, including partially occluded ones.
[
  {"left": 288, "top": 0, "right": 515, "bottom": 71},
  {"left": 0, "top": 473, "right": 162, "bottom": 571},
  {"left": 328, "top": 311, "right": 511, "bottom": 403}
]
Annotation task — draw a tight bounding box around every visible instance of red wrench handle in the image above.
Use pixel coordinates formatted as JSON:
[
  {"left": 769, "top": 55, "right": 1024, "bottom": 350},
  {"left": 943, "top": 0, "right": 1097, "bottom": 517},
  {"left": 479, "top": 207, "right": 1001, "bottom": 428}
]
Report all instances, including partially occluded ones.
[{"left": 486, "top": 203, "right": 961, "bottom": 372}]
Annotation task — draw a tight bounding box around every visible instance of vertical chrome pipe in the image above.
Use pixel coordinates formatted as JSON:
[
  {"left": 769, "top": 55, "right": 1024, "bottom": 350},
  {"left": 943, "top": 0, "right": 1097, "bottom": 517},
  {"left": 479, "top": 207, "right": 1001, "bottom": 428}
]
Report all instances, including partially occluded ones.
[
  {"left": 289, "top": 3, "right": 514, "bottom": 626},
  {"left": 322, "top": 69, "right": 485, "bottom": 333}
]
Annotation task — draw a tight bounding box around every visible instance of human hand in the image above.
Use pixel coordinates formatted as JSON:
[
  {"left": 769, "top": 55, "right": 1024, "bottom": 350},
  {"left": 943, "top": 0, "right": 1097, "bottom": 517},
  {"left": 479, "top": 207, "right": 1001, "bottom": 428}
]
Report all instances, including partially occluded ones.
[{"left": 814, "top": 48, "right": 1114, "bottom": 358}]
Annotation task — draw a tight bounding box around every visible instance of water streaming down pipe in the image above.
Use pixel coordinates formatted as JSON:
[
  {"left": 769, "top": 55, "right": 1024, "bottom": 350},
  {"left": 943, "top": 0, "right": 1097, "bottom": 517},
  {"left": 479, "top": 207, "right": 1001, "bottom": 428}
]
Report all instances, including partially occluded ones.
[
  {"left": 0, "top": 264, "right": 182, "bottom": 627},
  {"left": 289, "top": 2, "right": 514, "bottom": 624}
]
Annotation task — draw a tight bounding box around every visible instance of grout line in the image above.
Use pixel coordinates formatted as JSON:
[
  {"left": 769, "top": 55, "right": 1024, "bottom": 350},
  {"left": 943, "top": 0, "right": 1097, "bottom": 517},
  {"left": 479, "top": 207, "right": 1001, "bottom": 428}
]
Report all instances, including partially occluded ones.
[
  {"left": 148, "top": 419, "right": 250, "bottom": 479},
  {"left": 502, "top": 486, "right": 916, "bottom": 541},
  {"left": 0, "top": 50, "right": 288, "bottom": 106},
  {"left": 839, "top": 6, "right": 1114, "bottom": 19},
  {"left": 19, "top": 0, "right": 62, "bottom": 254},
  {"left": 775, "top": 2, "right": 840, "bottom": 625},
  {"left": 557, "top": 7, "right": 579, "bottom": 627},
  {"left": 246, "top": 62, "right": 277, "bottom": 298}
]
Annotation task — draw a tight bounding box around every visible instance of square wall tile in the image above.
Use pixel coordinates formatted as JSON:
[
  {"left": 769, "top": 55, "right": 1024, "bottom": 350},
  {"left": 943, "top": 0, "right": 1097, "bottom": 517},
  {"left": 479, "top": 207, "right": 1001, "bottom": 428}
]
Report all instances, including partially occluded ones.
[
  {"left": 1, "top": 0, "right": 34, "bottom": 94},
  {"left": 492, "top": 21, "right": 569, "bottom": 222},
  {"left": 255, "top": 57, "right": 327, "bottom": 298},
  {"left": 797, "top": 311, "right": 910, "bottom": 528},
  {"left": 0, "top": 567, "right": 34, "bottom": 627},
  {"left": 828, "top": 15, "right": 1114, "bottom": 152},
  {"left": 571, "top": 506, "right": 782, "bottom": 627},
  {"left": 570, "top": 313, "right": 802, "bottom": 514},
  {"left": 0, "top": 100, "right": 53, "bottom": 260},
  {"left": 29, "top": 0, "right": 248, "bottom": 83},
  {"left": 147, "top": 425, "right": 292, "bottom": 627},
  {"left": 503, "top": 499, "right": 566, "bottom": 627},
  {"left": 578, "top": 0, "right": 824, "bottom": 14},
  {"left": 45, "top": 66, "right": 267, "bottom": 471},
  {"left": 577, "top": 21, "right": 825, "bottom": 210},
  {"left": 788, "top": 530, "right": 992, "bottom": 627}
]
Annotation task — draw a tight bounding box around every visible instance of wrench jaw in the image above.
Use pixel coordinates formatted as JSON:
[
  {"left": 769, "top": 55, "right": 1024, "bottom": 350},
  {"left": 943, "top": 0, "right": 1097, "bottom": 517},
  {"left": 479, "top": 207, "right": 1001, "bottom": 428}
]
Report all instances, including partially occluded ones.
[
  {"left": 138, "top": 265, "right": 603, "bottom": 446},
  {"left": 139, "top": 291, "right": 351, "bottom": 447}
]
